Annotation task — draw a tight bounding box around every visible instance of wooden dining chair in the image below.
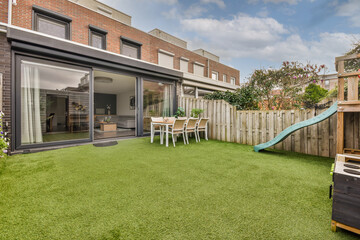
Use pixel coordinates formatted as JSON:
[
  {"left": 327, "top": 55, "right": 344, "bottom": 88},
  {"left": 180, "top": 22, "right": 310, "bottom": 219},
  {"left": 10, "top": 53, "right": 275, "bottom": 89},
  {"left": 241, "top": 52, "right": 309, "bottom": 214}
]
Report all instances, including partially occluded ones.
[
  {"left": 185, "top": 118, "right": 198, "bottom": 144},
  {"left": 151, "top": 117, "right": 163, "bottom": 143},
  {"left": 196, "top": 118, "right": 209, "bottom": 141},
  {"left": 169, "top": 119, "right": 187, "bottom": 147}
]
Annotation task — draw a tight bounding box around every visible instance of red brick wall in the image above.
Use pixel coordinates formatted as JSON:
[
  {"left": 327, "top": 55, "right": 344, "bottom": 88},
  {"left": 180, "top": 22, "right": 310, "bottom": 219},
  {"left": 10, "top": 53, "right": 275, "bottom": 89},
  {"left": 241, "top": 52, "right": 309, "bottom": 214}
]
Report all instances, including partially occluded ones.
[
  {"left": 0, "top": 0, "right": 8, "bottom": 23},
  {"left": 0, "top": 0, "right": 240, "bottom": 85},
  {"left": 0, "top": 33, "right": 12, "bottom": 146}
]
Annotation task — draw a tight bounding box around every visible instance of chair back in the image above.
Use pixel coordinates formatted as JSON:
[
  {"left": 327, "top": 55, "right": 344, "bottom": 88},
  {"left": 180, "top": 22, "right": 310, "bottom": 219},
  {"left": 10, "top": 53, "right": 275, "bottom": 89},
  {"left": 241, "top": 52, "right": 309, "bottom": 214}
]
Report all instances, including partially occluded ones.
[
  {"left": 164, "top": 117, "right": 176, "bottom": 124},
  {"left": 186, "top": 118, "right": 198, "bottom": 129},
  {"left": 151, "top": 117, "right": 164, "bottom": 123},
  {"left": 177, "top": 117, "right": 187, "bottom": 120},
  {"left": 198, "top": 118, "right": 209, "bottom": 128},
  {"left": 172, "top": 119, "right": 186, "bottom": 131}
]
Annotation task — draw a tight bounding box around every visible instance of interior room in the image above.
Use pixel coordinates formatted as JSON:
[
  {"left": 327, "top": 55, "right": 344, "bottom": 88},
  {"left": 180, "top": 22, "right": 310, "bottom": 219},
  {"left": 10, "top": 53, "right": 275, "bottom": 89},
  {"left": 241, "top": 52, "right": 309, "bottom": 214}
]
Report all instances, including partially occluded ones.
[{"left": 93, "top": 70, "right": 136, "bottom": 139}]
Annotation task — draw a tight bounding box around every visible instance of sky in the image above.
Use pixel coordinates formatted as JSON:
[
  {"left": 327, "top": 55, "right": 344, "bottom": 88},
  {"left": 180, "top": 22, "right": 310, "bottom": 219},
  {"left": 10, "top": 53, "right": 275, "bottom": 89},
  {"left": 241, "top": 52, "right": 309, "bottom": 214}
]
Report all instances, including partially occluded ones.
[{"left": 100, "top": 0, "right": 360, "bottom": 83}]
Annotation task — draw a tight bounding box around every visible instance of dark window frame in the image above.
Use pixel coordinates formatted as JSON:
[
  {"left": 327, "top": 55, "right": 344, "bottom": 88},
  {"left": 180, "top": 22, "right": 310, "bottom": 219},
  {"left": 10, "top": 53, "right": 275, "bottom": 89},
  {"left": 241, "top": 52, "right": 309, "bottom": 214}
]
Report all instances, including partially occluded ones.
[
  {"left": 14, "top": 54, "right": 93, "bottom": 150},
  {"left": 32, "top": 5, "right": 72, "bottom": 40},
  {"left": 120, "top": 36, "right": 142, "bottom": 59},
  {"left": 89, "top": 24, "right": 107, "bottom": 50}
]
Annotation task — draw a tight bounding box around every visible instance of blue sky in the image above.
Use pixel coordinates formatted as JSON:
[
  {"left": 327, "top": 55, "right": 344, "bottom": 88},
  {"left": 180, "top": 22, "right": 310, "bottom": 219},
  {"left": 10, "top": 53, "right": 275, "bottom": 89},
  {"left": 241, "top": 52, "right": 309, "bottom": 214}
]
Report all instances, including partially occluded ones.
[{"left": 101, "top": 0, "right": 360, "bottom": 83}]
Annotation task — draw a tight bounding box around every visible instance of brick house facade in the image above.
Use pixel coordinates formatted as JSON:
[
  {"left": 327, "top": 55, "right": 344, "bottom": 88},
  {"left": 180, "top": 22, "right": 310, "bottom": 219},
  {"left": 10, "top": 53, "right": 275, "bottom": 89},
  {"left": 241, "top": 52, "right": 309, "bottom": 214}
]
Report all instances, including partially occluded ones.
[{"left": 0, "top": 0, "right": 240, "bottom": 152}]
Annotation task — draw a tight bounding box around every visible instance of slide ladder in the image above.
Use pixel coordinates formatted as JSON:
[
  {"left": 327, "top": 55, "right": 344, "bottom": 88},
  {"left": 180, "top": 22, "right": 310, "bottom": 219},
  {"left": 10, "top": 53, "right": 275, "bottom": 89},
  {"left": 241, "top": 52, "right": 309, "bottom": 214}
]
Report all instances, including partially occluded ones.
[{"left": 254, "top": 102, "right": 338, "bottom": 152}]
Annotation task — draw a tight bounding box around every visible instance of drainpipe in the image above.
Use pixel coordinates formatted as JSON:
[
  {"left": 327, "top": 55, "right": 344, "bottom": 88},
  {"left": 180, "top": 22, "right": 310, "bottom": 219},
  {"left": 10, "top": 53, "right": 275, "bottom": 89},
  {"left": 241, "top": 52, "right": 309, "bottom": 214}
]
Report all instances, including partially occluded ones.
[
  {"left": 207, "top": 58, "right": 210, "bottom": 78},
  {"left": 8, "top": 0, "right": 16, "bottom": 25}
]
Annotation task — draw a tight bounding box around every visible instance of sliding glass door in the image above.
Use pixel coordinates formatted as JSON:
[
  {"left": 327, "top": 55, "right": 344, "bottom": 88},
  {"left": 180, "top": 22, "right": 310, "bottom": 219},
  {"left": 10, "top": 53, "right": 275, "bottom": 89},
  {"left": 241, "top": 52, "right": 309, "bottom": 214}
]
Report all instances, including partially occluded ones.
[
  {"left": 142, "top": 79, "right": 174, "bottom": 134},
  {"left": 18, "top": 58, "right": 91, "bottom": 147}
]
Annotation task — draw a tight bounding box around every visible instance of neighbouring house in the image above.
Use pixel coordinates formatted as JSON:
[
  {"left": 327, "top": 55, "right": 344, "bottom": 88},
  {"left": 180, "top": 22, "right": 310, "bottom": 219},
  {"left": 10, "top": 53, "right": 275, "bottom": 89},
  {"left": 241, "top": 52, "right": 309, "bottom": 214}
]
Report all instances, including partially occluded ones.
[
  {"left": 0, "top": 0, "right": 240, "bottom": 153},
  {"left": 319, "top": 73, "right": 338, "bottom": 91}
]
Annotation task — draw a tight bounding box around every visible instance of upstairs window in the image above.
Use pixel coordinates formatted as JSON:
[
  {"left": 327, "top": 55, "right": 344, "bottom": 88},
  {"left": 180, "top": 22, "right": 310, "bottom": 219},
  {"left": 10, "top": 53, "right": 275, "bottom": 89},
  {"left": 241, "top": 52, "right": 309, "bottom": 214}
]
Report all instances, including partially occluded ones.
[
  {"left": 158, "top": 49, "right": 174, "bottom": 69},
  {"left": 121, "top": 36, "right": 142, "bottom": 59},
  {"left": 230, "top": 77, "right": 236, "bottom": 85},
  {"left": 180, "top": 57, "right": 189, "bottom": 72},
  {"left": 32, "top": 5, "right": 72, "bottom": 40},
  {"left": 223, "top": 74, "right": 227, "bottom": 82},
  {"left": 193, "top": 62, "right": 205, "bottom": 76},
  {"left": 211, "top": 71, "right": 218, "bottom": 80},
  {"left": 89, "top": 25, "right": 107, "bottom": 50}
]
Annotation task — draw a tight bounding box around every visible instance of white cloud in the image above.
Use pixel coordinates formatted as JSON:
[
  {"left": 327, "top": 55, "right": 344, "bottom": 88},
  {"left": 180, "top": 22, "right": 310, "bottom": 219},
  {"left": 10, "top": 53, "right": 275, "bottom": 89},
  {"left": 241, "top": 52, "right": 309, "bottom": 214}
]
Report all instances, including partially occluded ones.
[
  {"left": 200, "top": 0, "right": 226, "bottom": 9},
  {"left": 153, "top": 0, "right": 178, "bottom": 4},
  {"left": 249, "top": 0, "right": 300, "bottom": 4},
  {"left": 336, "top": 0, "right": 360, "bottom": 27},
  {"left": 184, "top": 4, "right": 208, "bottom": 18},
  {"left": 257, "top": 7, "right": 269, "bottom": 17},
  {"left": 181, "top": 14, "right": 360, "bottom": 73},
  {"left": 181, "top": 14, "right": 288, "bottom": 48}
]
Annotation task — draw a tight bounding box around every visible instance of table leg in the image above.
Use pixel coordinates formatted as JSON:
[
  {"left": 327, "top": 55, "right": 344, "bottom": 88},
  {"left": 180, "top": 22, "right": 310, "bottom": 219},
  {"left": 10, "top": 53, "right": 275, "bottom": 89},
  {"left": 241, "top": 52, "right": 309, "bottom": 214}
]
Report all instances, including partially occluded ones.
[
  {"left": 160, "top": 126, "right": 163, "bottom": 145},
  {"left": 166, "top": 125, "right": 169, "bottom": 147},
  {"left": 150, "top": 122, "right": 154, "bottom": 143}
]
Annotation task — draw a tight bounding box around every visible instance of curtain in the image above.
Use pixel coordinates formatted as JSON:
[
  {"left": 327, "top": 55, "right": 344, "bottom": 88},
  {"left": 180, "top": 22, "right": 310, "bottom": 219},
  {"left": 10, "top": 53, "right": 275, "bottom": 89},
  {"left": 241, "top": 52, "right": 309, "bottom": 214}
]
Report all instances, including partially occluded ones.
[
  {"left": 21, "top": 64, "right": 43, "bottom": 144},
  {"left": 162, "top": 84, "right": 173, "bottom": 117}
]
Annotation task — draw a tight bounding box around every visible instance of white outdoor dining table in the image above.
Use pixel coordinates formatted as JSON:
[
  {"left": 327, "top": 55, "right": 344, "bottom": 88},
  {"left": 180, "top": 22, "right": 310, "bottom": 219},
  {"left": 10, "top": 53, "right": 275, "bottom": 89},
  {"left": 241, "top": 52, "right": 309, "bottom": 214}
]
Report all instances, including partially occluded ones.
[{"left": 150, "top": 121, "right": 174, "bottom": 147}]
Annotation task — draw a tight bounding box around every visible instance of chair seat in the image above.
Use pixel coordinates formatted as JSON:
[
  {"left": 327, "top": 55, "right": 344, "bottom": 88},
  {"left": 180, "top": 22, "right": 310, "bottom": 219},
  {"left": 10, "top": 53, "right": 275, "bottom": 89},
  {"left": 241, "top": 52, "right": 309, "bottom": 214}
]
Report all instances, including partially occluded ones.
[
  {"left": 172, "top": 129, "right": 184, "bottom": 133},
  {"left": 186, "top": 129, "right": 196, "bottom": 132}
]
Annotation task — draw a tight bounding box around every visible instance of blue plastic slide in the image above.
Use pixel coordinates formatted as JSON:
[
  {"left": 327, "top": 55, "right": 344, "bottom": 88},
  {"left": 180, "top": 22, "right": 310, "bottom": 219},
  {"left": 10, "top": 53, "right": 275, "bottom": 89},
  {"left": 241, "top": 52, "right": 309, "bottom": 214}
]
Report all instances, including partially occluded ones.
[{"left": 254, "top": 102, "right": 338, "bottom": 152}]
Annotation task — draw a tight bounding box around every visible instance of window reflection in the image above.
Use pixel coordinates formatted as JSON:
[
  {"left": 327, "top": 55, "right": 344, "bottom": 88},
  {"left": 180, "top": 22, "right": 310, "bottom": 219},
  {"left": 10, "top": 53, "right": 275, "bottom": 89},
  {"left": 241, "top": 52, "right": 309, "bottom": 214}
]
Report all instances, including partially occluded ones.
[
  {"left": 143, "top": 80, "right": 173, "bottom": 133},
  {"left": 20, "top": 60, "right": 90, "bottom": 145}
]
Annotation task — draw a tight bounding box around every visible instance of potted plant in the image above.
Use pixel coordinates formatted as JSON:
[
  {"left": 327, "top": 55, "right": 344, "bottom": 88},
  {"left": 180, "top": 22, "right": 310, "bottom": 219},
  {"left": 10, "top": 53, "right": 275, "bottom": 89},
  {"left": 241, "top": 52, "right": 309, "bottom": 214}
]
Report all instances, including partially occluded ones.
[
  {"left": 191, "top": 108, "right": 204, "bottom": 118},
  {"left": 174, "top": 107, "right": 186, "bottom": 118}
]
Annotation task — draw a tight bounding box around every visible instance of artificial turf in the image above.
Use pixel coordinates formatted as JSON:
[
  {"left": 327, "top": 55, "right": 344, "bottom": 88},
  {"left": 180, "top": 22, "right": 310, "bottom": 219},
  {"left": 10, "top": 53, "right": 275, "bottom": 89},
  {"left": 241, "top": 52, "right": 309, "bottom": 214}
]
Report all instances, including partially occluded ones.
[{"left": 0, "top": 138, "right": 358, "bottom": 239}]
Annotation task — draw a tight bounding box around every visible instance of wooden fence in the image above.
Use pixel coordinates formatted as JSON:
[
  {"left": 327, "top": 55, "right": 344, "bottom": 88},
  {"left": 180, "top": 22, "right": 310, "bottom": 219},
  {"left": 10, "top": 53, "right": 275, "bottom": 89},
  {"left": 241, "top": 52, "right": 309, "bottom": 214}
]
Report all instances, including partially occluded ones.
[{"left": 179, "top": 97, "right": 360, "bottom": 158}]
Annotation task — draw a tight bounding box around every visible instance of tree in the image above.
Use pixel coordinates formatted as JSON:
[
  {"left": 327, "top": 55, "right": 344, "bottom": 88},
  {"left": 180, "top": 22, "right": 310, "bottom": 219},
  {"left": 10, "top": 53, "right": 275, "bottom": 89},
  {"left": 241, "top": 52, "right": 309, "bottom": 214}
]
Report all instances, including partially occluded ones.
[
  {"left": 204, "top": 83, "right": 260, "bottom": 110},
  {"left": 344, "top": 40, "right": 360, "bottom": 73},
  {"left": 249, "top": 61, "right": 326, "bottom": 110},
  {"left": 302, "top": 83, "right": 328, "bottom": 109}
]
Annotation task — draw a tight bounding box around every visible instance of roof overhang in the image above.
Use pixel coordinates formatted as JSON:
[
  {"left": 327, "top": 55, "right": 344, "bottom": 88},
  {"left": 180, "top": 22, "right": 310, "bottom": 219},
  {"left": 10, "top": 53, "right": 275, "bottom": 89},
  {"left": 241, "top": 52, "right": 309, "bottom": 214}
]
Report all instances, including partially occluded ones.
[
  {"left": 5, "top": 25, "right": 183, "bottom": 81},
  {"left": 182, "top": 72, "right": 239, "bottom": 91}
]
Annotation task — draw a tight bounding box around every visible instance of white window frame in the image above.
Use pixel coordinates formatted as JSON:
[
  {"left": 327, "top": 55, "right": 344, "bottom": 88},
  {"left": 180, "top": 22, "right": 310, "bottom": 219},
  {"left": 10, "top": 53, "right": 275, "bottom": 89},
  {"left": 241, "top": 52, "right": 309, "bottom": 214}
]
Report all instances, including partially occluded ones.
[
  {"left": 223, "top": 74, "right": 227, "bottom": 82},
  {"left": 211, "top": 71, "right": 218, "bottom": 81},
  {"left": 230, "top": 77, "right": 236, "bottom": 85}
]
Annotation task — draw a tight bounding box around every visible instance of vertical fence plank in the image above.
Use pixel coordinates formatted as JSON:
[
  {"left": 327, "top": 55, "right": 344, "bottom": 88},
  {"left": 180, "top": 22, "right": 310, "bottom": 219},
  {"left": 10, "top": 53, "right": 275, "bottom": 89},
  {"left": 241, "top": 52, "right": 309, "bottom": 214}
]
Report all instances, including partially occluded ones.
[
  {"left": 226, "top": 103, "right": 231, "bottom": 142},
  {"left": 216, "top": 100, "right": 221, "bottom": 140},
  {"left": 247, "top": 112, "right": 253, "bottom": 145},
  {"left": 275, "top": 111, "right": 283, "bottom": 150},
  {"left": 294, "top": 111, "right": 301, "bottom": 153},
  {"left": 261, "top": 112, "right": 267, "bottom": 144},
  {"left": 241, "top": 112, "right": 247, "bottom": 144},
  {"left": 221, "top": 101, "right": 226, "bottom": 141},
  {"left": 236, "top": 111, "right": 241, "bottom": 143}
]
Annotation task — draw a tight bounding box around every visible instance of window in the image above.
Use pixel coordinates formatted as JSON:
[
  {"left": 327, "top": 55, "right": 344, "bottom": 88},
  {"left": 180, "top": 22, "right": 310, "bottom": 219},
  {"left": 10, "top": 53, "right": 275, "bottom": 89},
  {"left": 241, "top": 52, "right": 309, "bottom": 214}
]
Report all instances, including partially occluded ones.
[
  {"left": 158, "top": 49, "right": 174, "bottom": 69},
  {"left": 194, "top": 62, "right": 205, "bottom": 76},
  {"left": 183, "top": 85, "right": 196, "bottom": 98},
  {"left": 180, "top": 57, "right": 189, "bottom": 72},
  {"left": 121, "top": 36, "right": 142, "bottom": 59},
  {"left": 230, "top": 77, "right": 236, "bottom": 85},
  {"left": 18, "top": 58, "right": 90, "bottom": 147},
  {"left": 89, "top": 25, "right": 107, "bottom": 50},
  {"left": 325, "top": 80, "right": 330, "bottom": 89},
  {"left": 211, "top": 71, "right": 218, "bottom": 80},
  {"left": 143, "top": 80, "right": 174, "bottom": 134},
  {"left": 33, "top": 5, "right": 72, "bottom": 39},
  {"left": 223, "top": 74, "right": 227, "bottom": 82}
]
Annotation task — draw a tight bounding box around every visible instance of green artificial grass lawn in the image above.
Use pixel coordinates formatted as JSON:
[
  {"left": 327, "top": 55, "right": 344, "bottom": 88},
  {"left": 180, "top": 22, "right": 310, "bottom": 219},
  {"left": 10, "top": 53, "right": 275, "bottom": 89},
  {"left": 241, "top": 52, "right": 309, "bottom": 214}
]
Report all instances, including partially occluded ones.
[{"left": 0, "top": 138, "right": 358, "bottom": 240}]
